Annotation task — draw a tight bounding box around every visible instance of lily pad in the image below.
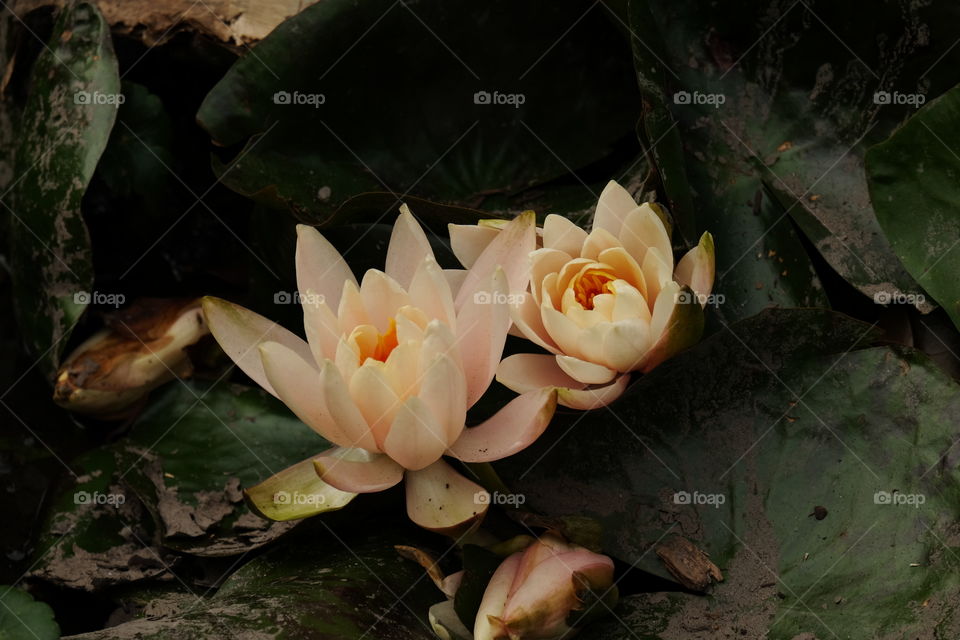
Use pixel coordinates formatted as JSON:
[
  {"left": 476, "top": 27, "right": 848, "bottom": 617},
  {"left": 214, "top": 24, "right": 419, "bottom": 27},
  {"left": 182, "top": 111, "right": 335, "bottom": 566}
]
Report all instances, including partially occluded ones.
[
  {"left": 866, "top": 83, "right": 960, "bottom": 332},
  {"left": 9, "top": 2, "right": 119, "bottom": 377},
  {"left": 69, "top": 533, "right": 439, "bottom": 639},
  {"left": 197, "top": 0, "right": 640, "bottom": 224},
  {"left": 0, "top": 586, "right": 60, "bottom": 640},
  {"left": 30, "top": 381, "right": 344, "bottom": 590},
  {"left": 628, "top": 0, "right": 960, "bottom": 320},
  {"left": 498, "top": 307, "right": 960, "bottom": 637}
]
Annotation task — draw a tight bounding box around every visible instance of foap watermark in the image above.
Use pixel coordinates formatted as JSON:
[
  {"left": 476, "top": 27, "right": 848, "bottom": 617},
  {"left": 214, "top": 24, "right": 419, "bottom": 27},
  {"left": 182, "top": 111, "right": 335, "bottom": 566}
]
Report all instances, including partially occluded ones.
[
  {"left": 673, "top": 90, "right": 726, "bottom": 109},
  {"left": 74, "top": 90, "right": 125, "bottom": 106},
  {"left": 74, "top": 291, "right": 125, "bottom": 307},
  {"left": 873, "top": 91, "right": 925, "bottom": 108},
  {"left": 473, "top": 90, "right": 525, "bottom": 108},
  {"left": 273, "top": 90, "right": 326, "bottom": 108},
  {"left": 874, "top": 490, "right": 925, "bottom": 508},
  {"left": 474, "top": 491, "right": 525, "bottom": 507},
  {"left": 273, "top": 490, "right": 327, "bottom": 506},
  {"left": 274, "top": 291, "right": 326, "bottom": 305},
  {"left": 873, "top": 291, "right": 925, "bottom": 306},
  {"left": 74, "top": 490, "right": 125, "bottom": 507},
  {"left": 473, "top": 290, "right": 524, "bottom": 305},
  {"left": 675, "top": 290, "right": 725, "bottom": 307},
  {"left": 673, "top": 490, "right": 726, "bottom": 508}
]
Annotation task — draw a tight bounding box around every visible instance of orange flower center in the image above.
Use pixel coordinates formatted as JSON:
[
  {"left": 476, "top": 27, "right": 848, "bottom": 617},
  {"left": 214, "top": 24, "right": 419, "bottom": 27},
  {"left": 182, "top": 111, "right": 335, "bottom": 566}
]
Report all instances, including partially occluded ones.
[
  {"left": 362, "top": 318, "right": 398, "bottom": 363},
  {"left": 573, "top": 268, "right": 616, "bottom": 309}
]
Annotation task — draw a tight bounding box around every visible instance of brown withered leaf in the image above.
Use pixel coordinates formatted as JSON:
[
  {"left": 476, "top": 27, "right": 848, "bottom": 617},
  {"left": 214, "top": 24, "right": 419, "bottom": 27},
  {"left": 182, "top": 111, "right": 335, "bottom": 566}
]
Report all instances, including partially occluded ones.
[{"left": 655, "top": 535, "right": 723, "bottom": 592}]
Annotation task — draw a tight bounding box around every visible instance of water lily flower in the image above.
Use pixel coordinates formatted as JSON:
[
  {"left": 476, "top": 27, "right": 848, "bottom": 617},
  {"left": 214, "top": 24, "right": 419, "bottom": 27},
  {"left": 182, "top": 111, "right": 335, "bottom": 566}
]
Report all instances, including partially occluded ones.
[
  {"left": 54, "top": 298, "right": 208, "bottom": 418},
  {"left": 203, "top": 207, "right": 555, "bottom": 533},
  {"left": 474, "top": 534, "right": 617, "bottom": 640},
  {"left": 449, "top": 181, "right": 715, "bottom": 410}
]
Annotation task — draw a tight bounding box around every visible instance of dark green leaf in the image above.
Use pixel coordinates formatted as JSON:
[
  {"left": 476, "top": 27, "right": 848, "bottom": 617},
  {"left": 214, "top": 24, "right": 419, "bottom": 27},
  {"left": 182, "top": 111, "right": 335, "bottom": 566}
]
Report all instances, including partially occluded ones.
[
  {"left": 866, "top": 83, "right": 960, "bottom": 332},
  {"left": 0, "top": 586, "right": 60, "bottom": 640},
  {"left": 197, "top": 0, "right": 639, "bottom": 224},
  {"left": 10, "top": 2, "right": 119, "bottom": 376},
  {"left": 498, "top": 308, "right": 960, "bottom": 636},
  {"left": 70, "top": 534, "right": 439, "bottom": 639},
  {"left": 628, "top": 0, "right": 960, "bottom": 318},
  {"left": 30, "top": 381, "right": 337, "bottom": 589}
]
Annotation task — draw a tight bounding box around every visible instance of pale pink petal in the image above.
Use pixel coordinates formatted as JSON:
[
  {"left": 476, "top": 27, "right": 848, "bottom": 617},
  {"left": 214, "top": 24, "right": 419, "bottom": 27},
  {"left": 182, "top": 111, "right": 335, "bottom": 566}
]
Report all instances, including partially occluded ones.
[
  {"left": 496, "top": 353, "right": 584, "bottom": 394},
  {"left": 650, "top": 280, "right": 681, "bottom": 340},
  {"left": 337, "top": 280, "right": 369, "bottom": 335},
  {"left": 313, "top": 447, "right": 404, "bottom": 493},
  {"left": 562, "top": 290, "right": 607, "bottom": 329},
  {"left": 335, "top": 336, "right": 360, "bottom": 381},
  {"left": 447, "top": 388, "right": 557, "bottom": 463},
  {"left": 591, "top": 292, "right": 617, "bottom": 322},
  {"left": 598, "top": 247, "right": 647, "bottom": 298},
  {"left": 443, "top": 268, "right": 468, "bottom": 301},
  {"left": 641, "top": 246, "right": 673, "bottom": 307},
  {"left": 419, "top": 320, "right": 462, "bottom": 370},
  {"left": 581, "top": 227, "right": 622, "bottom": 261},
  {"left": 557, "top": 375, "right": 629, "bottom": 409},
  {"left": 674, "top": 231, "right": 716, "bottom": 302},
  {"left": 543, "top": 214, "right": 588, "bottom": 256},
  {"left": 637, "top": 282, "right": 705, "bottom": 373},
  {"left": 409, "top": 257, "right": 456, "bottom": 328},
  {"left": 530, "top": 248, "right": 573, "bottom": 306},
  {"left": 394, "top": 308, "right": 426, "bottom": 344},
  {"left": 258, "top": 342, "right": 351, "bottom": 447},
  {"left": 620, "top": 204, "right": 673, "bottom": 272},
  {"left": 501, "top": 552, "right": 614, "bottom": 631},
  {"left": 296, "top": 224, "right": 356, "bottom": 311},
  {"left": 319, "top": 360, "right": 380, "bottom": 452},
  {"left": 418, "top": 352, "right": 468, "bottom": 445},
  {"left": 540, "top": 304, "right": 584, "bottom": 359},
  {"left": 360, "top": 270, "right": 409, "bottom": 333},
  {"left": 383, "top": 396, "right": 449, "bottom": 470},
  {"left": 455, "top": 212, "right": 536, "bottom": 309},
  {"left": 509, "top": 293, "right": 560, "bottom": 354},
  {"left": 382, "top": 341, "right": 423, "bottom": 399},
  {"left": 449, "top": 223, "right": 501, "bottom": 269},
  {"left": 578, "top": 320, "right": 650, "bottom": 371},
  {"left": 555, "top": 354, "right": 617, "bottom": 385},
  {"left": 496, "top": 353, "right": 629, "bottom": 410},
  {"left": 457, "top": 268, "right": 511, "bottom": 407},
  {"left": 349, "top": 361, "right": 401, "bottom": 449},
  {"left": 441, "top": 571, "right": 464, "bottom": 598},
  {"left": 555, "top": 257, "right": 595, "bottom": 297},
  {"left": 610, "top": 280, "right": 652, "bottom": 324},
  {"left": 540, "top": 272, "right": 563, "bottom": 309},
  {"left": 406, "top": 458, "right": 488, "bottom": 534},
  {"left": 203, "top": 296, "right": 315, "bottom": 399},
  {"left": 385, "top": 204, "right": 435, "bottom": 289},
  {"left": 511, "top": 536, "right": 578, "bottom": 592},
  {"left": 593, "top": 180, "right": 639, "bottom": 237},
  {"left": 301, "top": 293, "right": 340, "bottom": 363},
  {"left": 474, "top": 553, "right": 522, "bottom": 640}
]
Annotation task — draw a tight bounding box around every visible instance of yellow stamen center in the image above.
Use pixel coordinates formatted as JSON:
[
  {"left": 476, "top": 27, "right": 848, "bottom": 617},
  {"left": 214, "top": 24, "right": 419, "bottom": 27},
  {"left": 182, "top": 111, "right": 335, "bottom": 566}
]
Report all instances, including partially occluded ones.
[
  {"left": 362, "top": 318, "right": 398, "bottom": 363},
  {"left": 573, "top": 268, "right": 617, "bottom": 309}
]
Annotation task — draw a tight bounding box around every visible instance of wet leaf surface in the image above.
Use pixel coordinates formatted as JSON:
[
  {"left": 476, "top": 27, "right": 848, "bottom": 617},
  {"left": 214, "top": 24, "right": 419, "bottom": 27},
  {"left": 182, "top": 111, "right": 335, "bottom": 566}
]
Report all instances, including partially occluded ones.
[
  {"left": 9, "top": 2, "right": 118, "bottom": 377},
  {"left": 499, "top": 308, "right": 960, "bottom": 637}
]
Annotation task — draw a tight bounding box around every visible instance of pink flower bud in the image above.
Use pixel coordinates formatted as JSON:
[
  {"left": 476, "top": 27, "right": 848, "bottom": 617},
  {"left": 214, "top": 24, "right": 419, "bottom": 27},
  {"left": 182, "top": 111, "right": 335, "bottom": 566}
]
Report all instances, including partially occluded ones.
[{"left": 475, "top": 535, "right": 616, "bottom": 640}]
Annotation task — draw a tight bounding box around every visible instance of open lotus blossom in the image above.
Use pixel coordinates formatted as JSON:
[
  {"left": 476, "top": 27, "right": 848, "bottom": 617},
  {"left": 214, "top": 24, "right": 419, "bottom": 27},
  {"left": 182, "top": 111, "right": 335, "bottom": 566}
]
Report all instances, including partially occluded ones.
[
  {"left": 203, "top": 207, "right": 556, "bottom": 533},
  {"left": 449, "top": 180, "right": 715, "bottom": 410},
  {"left": 473, "top": 535, "right": 617, "bottom": 640}
]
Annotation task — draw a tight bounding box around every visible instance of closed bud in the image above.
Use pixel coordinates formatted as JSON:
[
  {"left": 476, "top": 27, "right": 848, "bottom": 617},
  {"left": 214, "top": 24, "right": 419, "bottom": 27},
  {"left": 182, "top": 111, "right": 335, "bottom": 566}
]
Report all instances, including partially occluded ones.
[{"left": 474, "top": 535, "right": 616, "bottom": 640}]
